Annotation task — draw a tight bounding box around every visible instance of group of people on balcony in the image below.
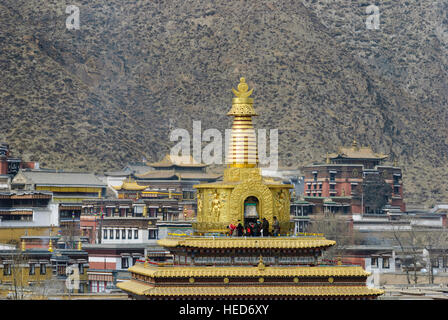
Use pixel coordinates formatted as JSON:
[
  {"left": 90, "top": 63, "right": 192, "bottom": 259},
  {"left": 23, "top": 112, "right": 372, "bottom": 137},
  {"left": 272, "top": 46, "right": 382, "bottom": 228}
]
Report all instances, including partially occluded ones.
[{"left": 227, "top": 216, "right": 280, "bottom": 237}]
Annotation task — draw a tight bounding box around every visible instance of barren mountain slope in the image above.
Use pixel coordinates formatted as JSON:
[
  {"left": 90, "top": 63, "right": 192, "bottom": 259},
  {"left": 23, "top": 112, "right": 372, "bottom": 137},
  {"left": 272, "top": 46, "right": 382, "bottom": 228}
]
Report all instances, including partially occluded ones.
[{"left": 0, "top": 0, "right": 446, "bottom": 206}]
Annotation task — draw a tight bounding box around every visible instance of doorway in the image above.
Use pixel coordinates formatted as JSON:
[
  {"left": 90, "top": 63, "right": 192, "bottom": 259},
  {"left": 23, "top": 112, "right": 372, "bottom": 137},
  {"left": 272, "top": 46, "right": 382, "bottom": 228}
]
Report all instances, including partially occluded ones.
[{"left": 244, "top": 196, "right": 259, "bottom": 227}]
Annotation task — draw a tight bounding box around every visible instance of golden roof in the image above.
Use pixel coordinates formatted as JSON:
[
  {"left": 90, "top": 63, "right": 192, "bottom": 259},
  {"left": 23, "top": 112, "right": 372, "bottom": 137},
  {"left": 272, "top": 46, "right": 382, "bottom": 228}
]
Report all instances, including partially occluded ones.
[
  {"left": 117, "top": 280, "right": 384, "bottom": 297},
  {"left": 128, "top": 264, "right": 371, "bottom": 278},
  {"left": 135, "top": 170, "right": 221, "bottom": 181},
  {"left": 157, "top": 236, "right": 336, "bottom": 249},
  {"left": 327, "top": 139, "right": 388, "bottom": 160},
  {"left": 113, "top": 180, "right": 147, "bottom": 191},
  {"left": 147, "top": 154, "right": 207, "bottom": 168}
]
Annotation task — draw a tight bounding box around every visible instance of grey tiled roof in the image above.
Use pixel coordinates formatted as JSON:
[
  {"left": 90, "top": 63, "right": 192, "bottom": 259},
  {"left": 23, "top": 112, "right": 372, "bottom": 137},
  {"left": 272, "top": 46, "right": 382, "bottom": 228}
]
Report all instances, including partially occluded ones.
[{"left": 21, "top": 170, "right": 106, "bottom": 187}]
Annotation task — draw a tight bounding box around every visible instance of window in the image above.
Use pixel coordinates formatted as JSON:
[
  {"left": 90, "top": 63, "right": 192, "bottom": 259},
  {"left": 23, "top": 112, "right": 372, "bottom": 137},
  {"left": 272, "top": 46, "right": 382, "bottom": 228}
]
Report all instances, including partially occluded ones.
[
  {"left": 29, "top": 263, "right": 35, "bottom": 275},
  {"left": 109, "top": 229, "right": 114, "bottom": 239},
  {"left": 330, "top": 173, "right": 336, "bottom": 182},
  {"left": 116, "top": 229, "right": 120, "bottom": 239},
  {"left": 79, "top": 264, "right": 84, "bottom": 275},
  {"left": 313, "top": 173, "right": 317, "bottom": 181},
  {"left": 394, "top": 186, "right": 400, "bottom": 194},
  {"left": 382, "top": 257, "right": 390, "bottom": 269},
  {"left": 3, "top": 264, "right": 11, "bottom": 276},
  {"left": 121, "top": 257, "right": 129, "bottom": 269},
  {"left": 128, "top": 229, "right": 132, "bottom": 239},
  {"left": 99, "top": 281, "right": 105, "bottom": 292},
  {"left": 134, "top": 230, "right": 138, "bottom": 239},
  {"left": 148, "top": 229, "right": 158, "bottom": 239},
  {"left": 122, "top": 229, "right": 126, "bottom": 239},
  {"left": 330, "top": 184, "right": 335, "bottom": 190},
  {"left": 91, "top": 281, "right": 97, "bottom": 293},
  {"left": 432, "top": 258, "right": 440, "bottom": 268},
  {"left": 103, "top": 229, "right": 108, "bottom": 239},
  {"left": 132, "top": 257, "right": 137, "bottom": 266},
  {"left": 371, "top": 257, "right": 378, "bottom": 267},
  {"left": 40, "top": 263, "right": 46, "bottom": 275}
]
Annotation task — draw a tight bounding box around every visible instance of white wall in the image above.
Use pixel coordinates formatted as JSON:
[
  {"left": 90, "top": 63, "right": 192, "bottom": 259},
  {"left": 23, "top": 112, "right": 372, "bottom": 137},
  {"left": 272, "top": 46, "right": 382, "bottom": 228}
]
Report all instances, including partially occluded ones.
[{"left": 0, "top": 202, "right": 59, "bottom": 228}]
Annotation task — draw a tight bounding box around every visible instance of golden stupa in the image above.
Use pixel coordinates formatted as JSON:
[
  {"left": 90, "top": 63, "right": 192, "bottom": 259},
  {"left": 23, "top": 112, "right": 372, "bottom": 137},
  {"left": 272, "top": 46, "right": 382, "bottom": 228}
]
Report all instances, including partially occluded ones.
[
  {"left": 116, "top": 78, "right": 384, "bottom": 300},
  {"left": 192, "top": 77, "right": 294, "bottom": 235}
]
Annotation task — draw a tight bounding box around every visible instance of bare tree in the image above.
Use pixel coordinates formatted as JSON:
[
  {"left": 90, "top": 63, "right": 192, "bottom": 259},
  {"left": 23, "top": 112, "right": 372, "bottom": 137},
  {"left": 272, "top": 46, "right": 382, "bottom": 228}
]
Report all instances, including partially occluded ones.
[
  {"left": 307, "top": 213, "right": 363, "bottom": 262},
  {"left": 391, "top": 227, "right": 448, "bottom": 285},
  {"left": 9, "top": 250, "right": 27, "bottom": 300}
]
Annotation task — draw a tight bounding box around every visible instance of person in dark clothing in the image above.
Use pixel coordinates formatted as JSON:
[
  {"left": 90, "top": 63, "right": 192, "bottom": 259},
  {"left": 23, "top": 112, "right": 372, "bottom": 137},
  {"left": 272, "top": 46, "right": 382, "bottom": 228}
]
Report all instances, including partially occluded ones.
[
  {"left": 255, "top": 219, "right": 262, "bottom": 237},
  {"left": 262, "top": 218, "right": 269, "bottom": 237},
  {"left": 273, "top": 216, "right": 280, "bottom": 236},
  {"left": 236, "top": 222, "right": 244, "bottom": 237}
]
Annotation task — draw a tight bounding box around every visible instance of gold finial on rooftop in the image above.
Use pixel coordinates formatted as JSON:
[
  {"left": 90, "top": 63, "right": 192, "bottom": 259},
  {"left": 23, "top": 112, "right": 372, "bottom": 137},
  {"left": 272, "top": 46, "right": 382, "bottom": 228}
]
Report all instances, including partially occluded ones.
[
  {"left": 326, "top": 152, "right": 330, "bottom": 164},
  {"left": 352, "top": 138, "right": 359, "bottom": 151},
  {"left": 144, "top": 256, "right": 149, "bottom": 267},
  {"left": 258, "top": 255, "right": 265, "bottom": 271},
  {"left": 232, "top": 77, "right": 253, "bottom": 98}
]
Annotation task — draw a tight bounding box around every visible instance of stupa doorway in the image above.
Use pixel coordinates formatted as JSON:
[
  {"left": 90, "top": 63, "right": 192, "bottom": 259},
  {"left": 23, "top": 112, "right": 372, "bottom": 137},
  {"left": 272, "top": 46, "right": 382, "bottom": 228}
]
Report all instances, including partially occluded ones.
[{"left": 244, "top": 196, "right": 259, "bottom": 225}]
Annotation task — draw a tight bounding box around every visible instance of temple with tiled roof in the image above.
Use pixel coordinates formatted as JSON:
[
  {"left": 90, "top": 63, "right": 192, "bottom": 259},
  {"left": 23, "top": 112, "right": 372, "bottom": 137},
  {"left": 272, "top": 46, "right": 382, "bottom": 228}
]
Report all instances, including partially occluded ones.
[
  {"left": 303, "top": 139, "right": 405, "bottom": 214},
  {"left": 117, "top": 78, "right": 384, "bottom": 300},
  {"left": 135, "top": 154, "right": 221, "bottom": 182},
  {"left": 327, "top": 139, "right": 388, "bottom": 168}
]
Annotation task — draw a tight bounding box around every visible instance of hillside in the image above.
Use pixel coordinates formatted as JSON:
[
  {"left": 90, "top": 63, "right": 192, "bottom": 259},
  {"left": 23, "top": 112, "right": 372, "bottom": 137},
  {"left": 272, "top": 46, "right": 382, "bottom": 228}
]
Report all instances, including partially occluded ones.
[{"left": 0, "top": 0, "right": 446, "bottom": 207}]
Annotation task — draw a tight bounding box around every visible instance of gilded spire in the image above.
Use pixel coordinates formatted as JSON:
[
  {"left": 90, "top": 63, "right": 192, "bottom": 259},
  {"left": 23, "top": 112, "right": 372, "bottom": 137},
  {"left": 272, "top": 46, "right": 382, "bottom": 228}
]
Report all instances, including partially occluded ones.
[
  {"left": 232, "top": 77, "right": 253, "bottom": 99},
  {"left": 352, "top": 138, "right": 359, "bottom": 151},
  {"left": 227, "top": 78, "right": 258, "bottom": 168}
]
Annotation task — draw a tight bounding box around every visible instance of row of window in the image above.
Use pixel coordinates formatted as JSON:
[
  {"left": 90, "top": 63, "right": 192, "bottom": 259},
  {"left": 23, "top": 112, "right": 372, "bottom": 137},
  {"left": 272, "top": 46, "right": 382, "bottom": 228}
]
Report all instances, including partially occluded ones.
[
  {"left": 103, "top": 228, "right": 158, "bottom": 240},
  {"left": 121, "top": 256, "right": 140, "bottom": 269},
  {"left": 90, "top": 281, "right": 113, "bottom": 293},
  {"left": 104, "top": 229, "right": 139, "bottom": 240},
  {"left": 3, "top": 263, "right": 48, "bottom": 276},
  {"left": 371, "top": 257, "right": 390, "bottom": 269},
  {"left": 2, "top": 263, "right": 83, "bottom": 276}
]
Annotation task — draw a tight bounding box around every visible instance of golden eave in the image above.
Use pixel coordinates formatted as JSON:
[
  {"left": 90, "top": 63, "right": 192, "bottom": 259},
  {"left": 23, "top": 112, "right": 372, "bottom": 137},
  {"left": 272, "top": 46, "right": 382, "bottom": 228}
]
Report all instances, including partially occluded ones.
[
  {"left": 157, "top": 236, "right": 336, "bottom": 249},
  {"left": 128, "top": 264, "right": 370, "bottom": 278},
  {"left": 193, "top": 182, "right": 294, "bottom": 189},
  {"left": 117, "top": 280, "right": 384, "bottom": 297}
]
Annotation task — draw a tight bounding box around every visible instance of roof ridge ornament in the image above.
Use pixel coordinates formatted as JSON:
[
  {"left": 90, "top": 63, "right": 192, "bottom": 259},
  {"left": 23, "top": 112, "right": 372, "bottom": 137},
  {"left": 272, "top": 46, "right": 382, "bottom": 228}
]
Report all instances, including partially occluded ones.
[{"left": 258, "top": 255, "right": 265, "bottom": 271}]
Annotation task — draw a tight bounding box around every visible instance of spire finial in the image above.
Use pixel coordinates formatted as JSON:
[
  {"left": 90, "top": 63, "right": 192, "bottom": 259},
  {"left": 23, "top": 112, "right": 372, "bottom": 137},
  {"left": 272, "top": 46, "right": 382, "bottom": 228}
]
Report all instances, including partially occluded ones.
[
  {"left": 326, "top": 152, "right": 330, "bottom": 164},
  {"left": 352, "top": 138, "right": 359, "bottom": 151},
  {"left": 232, "top": 77, "right": 253, "bottom": 98}
]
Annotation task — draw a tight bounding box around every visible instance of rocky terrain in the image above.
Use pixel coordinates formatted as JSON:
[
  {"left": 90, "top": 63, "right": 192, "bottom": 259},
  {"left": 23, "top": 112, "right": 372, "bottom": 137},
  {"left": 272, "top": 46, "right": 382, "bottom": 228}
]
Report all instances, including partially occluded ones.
[{"left": 0, "top": 0, "right": 446, "bottom": 207}]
